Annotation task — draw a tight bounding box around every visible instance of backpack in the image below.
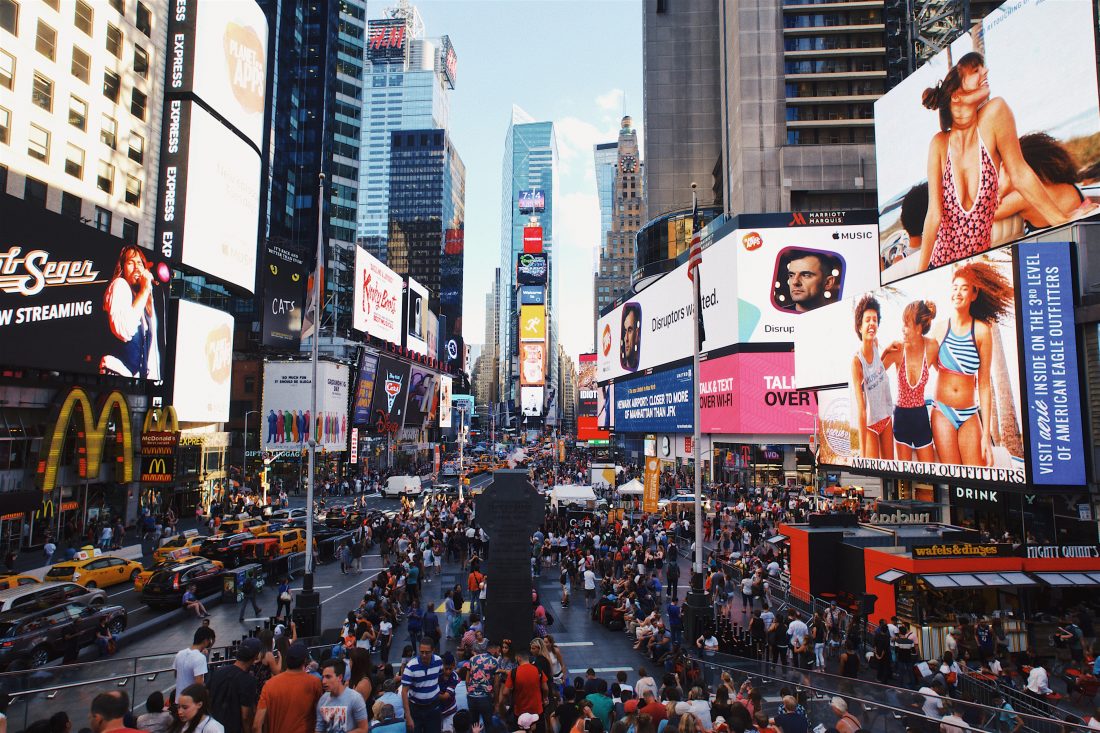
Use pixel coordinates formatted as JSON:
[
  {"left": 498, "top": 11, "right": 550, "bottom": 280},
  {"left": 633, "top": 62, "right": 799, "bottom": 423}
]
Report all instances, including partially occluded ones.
[{"left": 544, "top": 609, "right": 554, "bottom": 626}]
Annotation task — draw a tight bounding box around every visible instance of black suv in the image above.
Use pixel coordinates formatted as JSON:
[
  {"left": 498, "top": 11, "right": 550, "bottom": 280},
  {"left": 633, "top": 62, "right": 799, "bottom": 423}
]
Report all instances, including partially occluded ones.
[
  {"left": 141, "top": 557, "right": 224, "bottom": 609},
  {"left": 0, "top": 600, "right": 126, "bottom": 670},
  {"left": 198, "top": 532, "right": 254, "bottom": 569}
]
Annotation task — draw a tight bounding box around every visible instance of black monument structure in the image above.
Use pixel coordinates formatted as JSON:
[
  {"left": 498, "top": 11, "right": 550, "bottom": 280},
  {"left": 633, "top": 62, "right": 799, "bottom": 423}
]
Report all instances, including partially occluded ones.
[{"left": 475, "top": 469, "right": 545, "bottom": 648}]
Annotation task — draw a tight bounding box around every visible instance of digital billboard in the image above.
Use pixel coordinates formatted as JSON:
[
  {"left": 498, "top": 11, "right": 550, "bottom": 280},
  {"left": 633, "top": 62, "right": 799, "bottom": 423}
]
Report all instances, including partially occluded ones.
[
  {"left": 699, "top": 351, "right": 816, "bottom": 435},
  {"left": 596, "top": 211, "right": 879, "bottom": 382},
  {"left": 519, "top": 286, "right": 545, "bottom": 306},
  {"left": 517, "top": 253, "right": 548, "bottom": 285},
  {"left": 613, "top": 364, "right": 694, "bottom": 434},
  {"left": 0, "top": 193, "right": 169, "bottom": 379},
  {"left": 353, "top": 246, "right": 402, "bottom": 344},
  {"left": 369, "top": 355, "right": 411, "bottom": 430},
  {"left": 578, "top": 353, "right": 598, "bottom": 416},
  {"left": 367, "top": 18, "right": 408, "bottom": 61},
  {"left": 521, "top": 386, "right": 544, "bottom": 417},
  {"left": 171, "top": 300, "right": 233, "bottom": 423},
  {"left": 405, "top": 366, "right": 439, "bottom": 428},
  {"left": 523, "top": 226, "right": 543, "bottom": 254},
  {"left": 439, "top": 35, "right": 457, "bottom": 90},
  {"left": 405, "top": 276, "right": 429, "bottom": 356},
  {"left": 520, "top": 343, "right": 546, "bottom": 386},
  {"left": 154, "top": 100, "right": 261, "bottom": 293},
  {"left": 519, "top": 305, "right": 546, "bottom": 341},
  {"left": 874, "top": 0, "right": 1100, "bottom": 285},
  {"left": 438, "top": 375, "right": 453, "bottom": 428},
  {"left": 518, "top": 189, "right": 546, "bottom": 213},
  {"left": 797, "top": 243, "right": 1085, "bottom": 486},
  {"left": 261, "top": 241, "right": 305, "bottom": 349},
  {"left": 164, "top": 0, "right": 268, "bottom": 149},
  {"left": 351, "top": 352, "right": 378, "bottom": 427},
  {"left": 261, "top": 361, "right": 350, "bottom": 452}
]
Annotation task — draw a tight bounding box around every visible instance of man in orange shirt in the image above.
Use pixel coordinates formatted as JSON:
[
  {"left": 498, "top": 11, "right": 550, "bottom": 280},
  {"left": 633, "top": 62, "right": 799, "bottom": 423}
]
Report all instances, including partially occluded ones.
[
  {"left": 253, "top": 642, "right": 322, "bottom": 733},
  {"left": 467, "top": 568, "right": 485, "bottom": 616}
]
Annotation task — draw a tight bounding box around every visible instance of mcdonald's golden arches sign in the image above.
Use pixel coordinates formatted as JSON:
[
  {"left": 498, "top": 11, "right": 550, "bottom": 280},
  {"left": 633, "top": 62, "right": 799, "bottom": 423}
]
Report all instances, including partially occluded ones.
[{"left": 36, "top": 387, "right": 134, "bottom": 493}]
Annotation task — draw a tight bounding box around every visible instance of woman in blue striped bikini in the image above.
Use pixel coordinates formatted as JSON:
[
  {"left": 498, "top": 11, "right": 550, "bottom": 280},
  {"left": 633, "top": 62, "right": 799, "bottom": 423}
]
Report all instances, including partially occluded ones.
[{"left": 929, "top": 260, "right": 1013, "bottom": 466}]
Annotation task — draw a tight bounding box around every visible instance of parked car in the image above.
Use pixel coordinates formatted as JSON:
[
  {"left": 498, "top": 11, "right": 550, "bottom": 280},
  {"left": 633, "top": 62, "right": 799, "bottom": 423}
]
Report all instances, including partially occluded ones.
[
  {"left": 140, "top": 556, "right": 225, "bottom": 609},
  {"left": 0, "top": 574, "right": 39, "bottom": 591},
  {"left": 46, "top": 550, "right": 143, "bottom": 589},
  {"left": 199, "top": 532, "right": 255, "bottom": 569},
  {"left": 218, "top": 517, "right": 269, "bottom": 537},
  {"left": 153, "top": 530, "right": 208, "bottom": 563},
  {"left": 133, "top": 554, "right": 223, "bottom": 592},
  {"left": 0, "top": 600, "right": 127, "bottom": 670},
  {"left": 0, "top": 581, "right": 106, "bottom": 613}
]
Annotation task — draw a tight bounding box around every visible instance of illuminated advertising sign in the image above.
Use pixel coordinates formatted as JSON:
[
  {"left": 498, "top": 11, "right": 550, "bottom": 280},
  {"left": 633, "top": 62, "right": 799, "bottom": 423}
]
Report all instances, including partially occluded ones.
[
  {"left": 164, "top": 0, "right": 268, "bottom": 149},
  {"left": 799, "top": 243, "right": 1085, "bottom": 486},
  {"left": 438, "top": 375, "right": 453, "bottom": 428},
  {"left": 519, "top": 286, "right": 545, "bottom": 305},
  {"left": 700, "top": 351, "right": 816, "bottom": 435},
  {"left": 874, "top": 0, "right": 1100, "bottom": 285},
  {"left": 351, "top": 352, "right": 379, "bottom": 427},
  {"left": 523, "top": 226, "right": 543, "bottom": 254},
  {"left": 154, "top": 100, "right": 261, "bottom": 293},
  {"left": 140, "top": 424, "right": 178, "bottom": 484},
  {"left": 0, "top": 193, "right": 169, "bottom": 379},
  {"left": 405, "top": 366, "right": 439, "bottom": 428},
  {"left": 613, "top": 365, "right": 694, "bottom": 434},
  {"left": 36, "top": 387, "right": 134, "bottom": 493},
  {"left": 597, "top": 211, "right": 877, "bottom": 382},
  {"left": 171, "top": 300, "right": 233, "bottom": 423},
  {"left": 518, "top": 189, "right": 546, "bottom": 213},
  {"left": 516, "top": 253, "right": 548, "bottom": 285},
  {"left": 521, "top": 386, "right": 544, "bottom": 417},
  {"left": 261, "top": 360, "right": 350, "bottom": 452},
  {"left": 369, "top": 355, "right": 411, "bottom": 430},
  {"left": 367, "top": 18, "right": 407, "bottom": 61},
  {"left": 519, "top": 305, "right": 546, "bottom": 341},
  {"left": 520, "top": 343, "right": 546, "bottom": 386},
  {"left": 578, "top": 353, "right": 598, "bottom": 417},
  {"left": 405, "top": 276, "right": 429, "bottom": 356},
  {"left": 261, "top": 241, "right": 305, "bottom": 348},
  {"left": 439, "top": 35, "right": 457, "bottom": 90},
  {"left": 353, "top": 246, "right": 402, "bottom": 344}
]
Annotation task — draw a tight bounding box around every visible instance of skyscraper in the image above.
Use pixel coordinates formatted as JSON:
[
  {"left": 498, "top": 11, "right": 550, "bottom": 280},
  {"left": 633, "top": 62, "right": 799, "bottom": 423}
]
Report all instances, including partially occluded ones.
[
  {"left": 498, "top": 107, "right": 558, "bottom": 427},
  {"left": 594, "top": 141, "right": 618, "bottom": 264},
  {"left": 594, "top": 117, "right": 645, "bottom": 325},
  {"left": 356, "top": 2, "right": 457, "bottom": 262},
  {"left": 261, "top": 0, "right": 366, "bottom": 354}
]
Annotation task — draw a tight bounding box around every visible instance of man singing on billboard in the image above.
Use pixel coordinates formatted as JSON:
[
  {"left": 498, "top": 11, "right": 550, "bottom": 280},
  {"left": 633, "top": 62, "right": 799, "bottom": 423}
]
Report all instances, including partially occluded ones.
[{"left": 100, "top": 246, "right": 160, "bottom": 380}]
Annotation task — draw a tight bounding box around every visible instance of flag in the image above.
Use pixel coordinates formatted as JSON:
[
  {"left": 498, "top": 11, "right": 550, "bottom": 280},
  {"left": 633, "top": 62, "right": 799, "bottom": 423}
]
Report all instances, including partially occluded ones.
[
  {"left": 687, "top": 198, "right": 706, "bottom": 346},
  {"left": 301, "top": 182, "right": 325, "bottom": 340}
]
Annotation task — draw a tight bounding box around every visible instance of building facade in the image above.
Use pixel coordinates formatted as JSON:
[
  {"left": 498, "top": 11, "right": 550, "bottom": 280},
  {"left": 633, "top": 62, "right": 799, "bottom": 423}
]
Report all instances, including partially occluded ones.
[
  {"left": 594, "top": 140, "right": 618, "bottom": 267},
  {"left": 593, "top": 117, "right": 646, "bottom": 324}
]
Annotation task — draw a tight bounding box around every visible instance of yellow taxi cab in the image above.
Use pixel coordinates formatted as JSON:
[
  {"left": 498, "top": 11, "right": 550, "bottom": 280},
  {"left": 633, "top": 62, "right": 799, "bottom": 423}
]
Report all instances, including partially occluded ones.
[
  {"left": 256, "top": 528, "right": 306, "bottom": 555},
  {"left": 0, "top": 574, "right": 40, "bottom": 591},
  {"left": 219, "top": 516, "right": 268, "bottom": 537},
  {"left": 153, "top": 529, "right": 207, "bottom": 563},
  {"left": 45, "top": 549, "right": 144, "bottom": 589},
  {"left": 134, "top": 549, "right": 220, "bottom": 591}
]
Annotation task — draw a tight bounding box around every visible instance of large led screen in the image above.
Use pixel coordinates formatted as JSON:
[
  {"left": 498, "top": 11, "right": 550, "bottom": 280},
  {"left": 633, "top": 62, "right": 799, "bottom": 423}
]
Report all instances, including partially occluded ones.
[
  {"left": 353, "top": 247, "right": 402, "bottom": 344},
  {"left": 797, "top": 243, "right": 1085, "bottom": 486},
  {"left": 405, "top": 276, "right": 429, "bottom": 356},
  {"left": 516, "top": 253, "right": 548, "bottom": 285},
  {"left": 520, "top": 343, "right": 546, "bottom": 387},
  {"left": 0, "top": 193, "right": 168, "bottom": 379},
  {"left": 171, "top": 300, "right": 233, "bottom": 423},
  {"left": 438, "top": 375, "right": 453, "bottom": 428},
  {"left": 875, "top": 0, "right": 1100, "bottom": 285},
  {"left": 369, "top": 355, "right": 411, "bottom": 429},
  {"left": 519, "top": 305, "right": 546, "bottom": 341},
  {"left": 521, "top": 386, "right": 544, "bottom": 417},
  {"left": 405, "top": 367, "right": 439, "bottom": 428},
  {"left": 613, "top": 364, "right": 694, "bottom": 434},
  {"left": 351, "top": 352, "right": 378, "bottom": 427},
  {"left": 261, "top": 361, "right": 349, "bottom": 452},
  {"left": 261, "top": 241, "right": 305, "bottom": 348},
  {"left": 700, "top": 351, "right": 816, "bottom": 435}
]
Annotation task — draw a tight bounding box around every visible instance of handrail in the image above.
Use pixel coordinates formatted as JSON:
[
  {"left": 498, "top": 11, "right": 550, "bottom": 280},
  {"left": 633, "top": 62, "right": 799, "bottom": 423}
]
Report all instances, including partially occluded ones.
[{"left": 6, "top": 667, "right": 175, "bottom": 700}]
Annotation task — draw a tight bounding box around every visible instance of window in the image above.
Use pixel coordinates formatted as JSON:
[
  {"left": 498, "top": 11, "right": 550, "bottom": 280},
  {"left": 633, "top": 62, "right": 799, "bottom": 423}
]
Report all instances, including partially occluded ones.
[
  {"left": 74, "top": 0, "right": 91, "bottom": 34},
  {"left": 100, "top": 115, "right": 116, "bottom": 148},
  {"left": 127, "top": 132, "right": 143, "bottom": 163},
  {"left": 42, "top": 0, "right": 58, "bottom": 9},
  {"left": 0, "top": 50, "right": 12, "bottom": 89},
  {"left": 70, "top": 46, "right": 90, "bottom": 82},
  {"left": 135, "top": 1, "right": 149, "bottom": 35},
  {"left": 68, "top": 95, "right": 86, "bottom": 129},
  {"left": 94, "top": 206, "right": 111, "bottom": 232},
  {"left": 64, "top": 143, "right": 83, "bottom": 178},
  {"left": 24, "top": 176, "right": 46, "bottom": 204},
  {"left": 108, "top": 0, "right": 122, "bottom": 13},
  {"left": 121, "top": 218, "right": 137, "bottom": 243},
  {"left": 103, "top": 69, "right": 120, "bottom": 102},
  {"left": 133, "top": 45, "right": 147, "bottom": 76},
  {"left": 0, "top": 0, "right": 17, "bottom": 33},
  {"left": 0, "top": 106, "right": 7, "bottom": 144},
  {"left": 124, "top": 174, "right": 140, "bottom": 205},
  {"left": 31, "top": 72, "right": 52, "bottom": 111},
  {"left": 130, "top": 88, "right": 145, "bottom": 119},
  {"left": 27, "top": 123, "right": 49, "bottom": 162},
  {"left": 96, "top": 160, "right": 113, "bottom": 193},
  {"left": 105, "top": 23, "right": 121, "bottom": 57},
  {"left": 35, "top": 20, "right": 56, "bottom": 59},
  {"left": 61, "top": 191, "right": 81, "bottom": 218}
]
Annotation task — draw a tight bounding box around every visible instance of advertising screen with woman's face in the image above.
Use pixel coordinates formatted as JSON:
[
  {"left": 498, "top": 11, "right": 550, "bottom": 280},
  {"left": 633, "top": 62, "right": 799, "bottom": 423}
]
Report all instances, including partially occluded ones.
[{"left": 874, "top": 0, "right": 1100, "bottom": 284}]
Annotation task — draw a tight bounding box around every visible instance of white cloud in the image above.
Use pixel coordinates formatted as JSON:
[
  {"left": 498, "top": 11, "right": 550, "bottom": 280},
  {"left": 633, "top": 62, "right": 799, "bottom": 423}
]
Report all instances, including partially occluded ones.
[{"left": 596, "top": 88, "right": 625, "bottom": 113}]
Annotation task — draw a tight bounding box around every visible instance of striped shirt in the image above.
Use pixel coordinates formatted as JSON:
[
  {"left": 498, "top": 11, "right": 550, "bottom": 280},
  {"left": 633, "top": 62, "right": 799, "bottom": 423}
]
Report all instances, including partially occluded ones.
[{"left": 401, "top": 654, "right": 443, "bottom": 705}]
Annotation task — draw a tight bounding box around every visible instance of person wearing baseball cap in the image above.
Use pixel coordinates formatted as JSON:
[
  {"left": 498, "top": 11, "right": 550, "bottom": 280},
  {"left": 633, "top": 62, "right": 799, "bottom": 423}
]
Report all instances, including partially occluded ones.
[
  {"left": 518, "top": 713, "right": 540, "bottom": 731},
  {"left": 254, "top": 641, "right": 322, "bottom": 733}
]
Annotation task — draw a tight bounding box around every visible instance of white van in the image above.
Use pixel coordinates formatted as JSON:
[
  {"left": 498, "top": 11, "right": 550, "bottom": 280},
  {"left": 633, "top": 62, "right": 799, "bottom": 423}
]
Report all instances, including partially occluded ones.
[{"left": 383, "top": 475, "right": 423, "bottom": 498}]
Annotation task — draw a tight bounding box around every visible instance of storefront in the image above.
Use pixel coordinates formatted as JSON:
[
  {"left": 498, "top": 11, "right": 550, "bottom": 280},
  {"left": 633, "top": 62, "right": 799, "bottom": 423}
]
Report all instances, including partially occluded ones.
[{"left": 714, "top": 442, "right": 814, "bottom": 488}]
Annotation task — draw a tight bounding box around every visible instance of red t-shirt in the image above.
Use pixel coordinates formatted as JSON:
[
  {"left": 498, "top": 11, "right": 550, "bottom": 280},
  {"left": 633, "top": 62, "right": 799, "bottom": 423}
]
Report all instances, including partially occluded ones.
[
  {"left": 505, "top": 663, "right": 546, "bottom": 714},
  {"left": 640, "top": 701, "right": 667, "bottom": 721}
]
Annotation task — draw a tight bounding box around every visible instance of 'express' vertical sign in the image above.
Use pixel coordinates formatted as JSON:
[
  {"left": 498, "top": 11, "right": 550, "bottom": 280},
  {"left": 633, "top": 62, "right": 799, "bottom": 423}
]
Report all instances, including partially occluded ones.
[{"left": 1019, "top": 242, "right": 1085, "bottom": 486}]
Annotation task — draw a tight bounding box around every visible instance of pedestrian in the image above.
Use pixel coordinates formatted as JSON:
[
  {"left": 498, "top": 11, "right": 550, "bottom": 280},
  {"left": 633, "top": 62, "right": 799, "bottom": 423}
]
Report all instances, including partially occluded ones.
[
  {"left": 254, "top": 642, "right": 323, "bottom": 733},
  {"left": 316, "top": 658, "right": 370, "bottom": 733},
  {"left": 239, "top": 572, "right": 262, "bottom": 622},
  {"left": 206, "top": 638, "right": 261, "bottom": 733},
  {"left": 172, "top": 684, "right": 224, "bottom": 733},
  {"left": 401, "top": 639, "right": 444, "bottom": 733},
  {"left": 88, "top": 692, "right": 142, "bottom": 733},
  {"left": 174, "top": 626, "right": 215, "bottom": 697},
  {"left": 43, "top": 538, "right": 57, "bottom": 567},
  {"left": 276, "top": 577, "right": 292, "bottom": 621}
]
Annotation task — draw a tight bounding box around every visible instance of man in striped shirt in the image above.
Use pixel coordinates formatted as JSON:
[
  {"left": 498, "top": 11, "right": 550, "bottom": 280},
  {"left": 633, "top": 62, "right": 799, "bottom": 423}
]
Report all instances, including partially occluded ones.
[{"left": 401, "top": 639, "right": 443, "bottom": 733}]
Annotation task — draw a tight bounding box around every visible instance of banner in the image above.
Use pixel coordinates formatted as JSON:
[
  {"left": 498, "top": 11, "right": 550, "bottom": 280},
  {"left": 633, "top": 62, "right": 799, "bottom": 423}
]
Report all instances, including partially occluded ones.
[
  {"left": 261, "top": 241, "right": 306, "bottom": 348},
  {"left": 405, "top": 366, "right": 439, "bottom": 428},
  {"left": 171, "top": 300, "right": 232, "bottom": 423},
  {"left": 140, "top": 432, "right": 178, "bottom": 484},
  {"left": 643, "top": 456, "right": 660, "bottom": 513},
  {"left": 369, "top": 355, "right": 411, "bottom": 430},
  {"left": 519, "top": 305, "right": 546, "bottom": 341},
  {"left": 405, "top": 276, "right": 429, "bottom": 356},
  {"left": 521, "top": 386, "right": 543, "bottom": 417},
  {"left": 353, "top": 246, "right": 402, "bottom": 343},
  {"left": 519, "top": 286, "right": 545, "bottom": 306},
  {"left": 261, "top": 361, "right": 350, "bottom": 452},
  {"left": 438, "top": 375, "right": 453, "bottom": 428},
  {"left": 614, "top": 364, "right": 694, "bottom": 434},
  {"left": 700, "top": 351, "right": 816, "bottom": 435},
  {"left": 351, "top": 352, "right": 379, "bottom": 426},
  {"left": 520, "top": 343, "right": 546, "bottom": 386},
  {"left": 516, "top": 253, "right": 548, "bottom": 285},
  {"left": 523, "top": 226, "right": 543, "bottom": 254},
  {"left": 518, "top": 189, "right": 545, "bottom": 213}
]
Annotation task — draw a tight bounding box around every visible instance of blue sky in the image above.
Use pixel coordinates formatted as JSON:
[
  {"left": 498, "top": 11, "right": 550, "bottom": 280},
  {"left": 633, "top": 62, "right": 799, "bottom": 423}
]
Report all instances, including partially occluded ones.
[{"left": 375, "top": 0, "right": 644, "bottom": 363}]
